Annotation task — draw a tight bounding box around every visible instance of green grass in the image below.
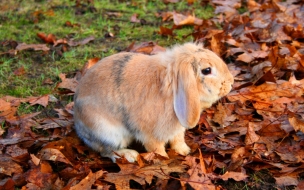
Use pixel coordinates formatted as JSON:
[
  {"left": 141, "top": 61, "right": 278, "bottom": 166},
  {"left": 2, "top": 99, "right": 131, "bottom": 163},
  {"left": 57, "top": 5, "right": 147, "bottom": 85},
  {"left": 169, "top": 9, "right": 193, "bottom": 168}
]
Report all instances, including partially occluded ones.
[{"left": 0, "top": 0, "right": 214, "bottom": 97}]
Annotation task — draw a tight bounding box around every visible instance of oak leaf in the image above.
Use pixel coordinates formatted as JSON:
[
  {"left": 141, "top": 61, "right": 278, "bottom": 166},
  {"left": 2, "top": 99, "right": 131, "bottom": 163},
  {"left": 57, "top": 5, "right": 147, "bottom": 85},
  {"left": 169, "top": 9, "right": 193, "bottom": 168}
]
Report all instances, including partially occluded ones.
[
  {"left": 181, "top": 156, "right": 216, "bottom": 190},
  {"left": 69, "top": 170, "right": 104, "bottom": 190},
  {"left": 104, "top": 158, "right": 186, "bottom": 190},
  {"left": 57, "top": 73, "right": 78, "bottom": 93},
  {"left": 220, "top": 171, "right": 248, "bottom": 181},
  {"left": 275, "top": 176, "right": 299, "bottom": 187}
]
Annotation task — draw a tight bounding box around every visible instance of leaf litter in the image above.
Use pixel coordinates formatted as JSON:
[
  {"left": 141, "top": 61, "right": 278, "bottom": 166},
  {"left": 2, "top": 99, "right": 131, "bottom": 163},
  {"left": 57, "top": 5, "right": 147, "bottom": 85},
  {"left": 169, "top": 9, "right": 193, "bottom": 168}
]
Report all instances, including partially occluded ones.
[{"left": 1, "top": 0, "right": 304, "bottom": 189}]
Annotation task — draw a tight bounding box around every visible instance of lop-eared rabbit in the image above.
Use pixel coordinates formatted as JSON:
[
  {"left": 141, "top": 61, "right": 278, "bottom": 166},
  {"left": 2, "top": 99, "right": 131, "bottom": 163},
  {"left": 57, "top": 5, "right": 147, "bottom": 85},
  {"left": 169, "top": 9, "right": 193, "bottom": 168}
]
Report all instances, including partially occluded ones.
[{"left": 74, "top": 43, "right": 234, "bottom": 162}]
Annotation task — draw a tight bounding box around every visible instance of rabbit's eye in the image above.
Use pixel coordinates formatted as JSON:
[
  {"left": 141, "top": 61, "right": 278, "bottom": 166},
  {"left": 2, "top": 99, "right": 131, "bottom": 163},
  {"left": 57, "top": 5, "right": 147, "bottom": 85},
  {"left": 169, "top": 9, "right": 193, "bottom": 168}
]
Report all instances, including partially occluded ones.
[{"left": 201, "top": 67, "right": 211, "bottom": 75}]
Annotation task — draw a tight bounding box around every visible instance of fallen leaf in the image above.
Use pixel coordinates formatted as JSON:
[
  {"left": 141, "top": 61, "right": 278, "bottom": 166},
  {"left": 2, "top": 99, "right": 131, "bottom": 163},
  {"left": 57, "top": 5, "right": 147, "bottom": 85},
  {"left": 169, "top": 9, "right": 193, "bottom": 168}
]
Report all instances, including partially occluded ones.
[
  {"left": 69, "top": 170, "right": 104, "bottom": 190},
  {"left": 37, "top": 32, "right": 56, "bottom": 44},
  {"left": 28, "top": 95, "right": 49, "bottom": 107},
  {"left": 30, "top": 154, "right": 41, "bottom": 166},
  {"left": 237, "top": 52, "right": 254, "bottom": 63},
  {"left": 0, "top": 178, "right": 15, "bottom": 189},
  {"left": 80, "top": 57, "right": 100, "bottom": 77},
  {"left": 0, "top": 155, "right": 23, "bottom": 176},
  {"left": 220, "top": 171, "right": 248, "bottom": 181},
  {"left": 13, "top": 66, "right": 26, "bottom": 76},
  {"left": 130, "top": 13, "right": 140, "bottom": 23},
  {"left": 39, "top": 148, "right": 73, "bottom": 165},
  {"left": 128, "top": 42, "right": 166, "bottom": 55},
  {"left": 64, "top": 21, "right": 80, "bottom": 27},
  {"left": 67, "top": 36, "right": 95, "bottom": 47},
  {"left": 289, "top": 116, "right": 304, "bottom": 133},
  {"left": 173, "top": 12, "right": 203, "bottom": 26},
  {"left": 297, "top": 180, "right": 304, "bottom": 189},
  {"left": 158, "top": 26, "right": 175, "bottom": 36},
  {"left": 24, "top": 166, "right": 57, "bottom": 189},
  {"left": 245, "top": 122, "right": 260, "bottom": 145},
  {"left": 227, "top": 147, "right": 246, "bottom": 171},
  {"left": 43, "top": 78, "right": 54, "bottom": 85},
  {"left": 0, "top": 99, "right": 11, "bottom": 112},
  {"left": 16, "top": 43, "right": 50, "bottom": 51},
  {"left": 181, "top": 156, "right": 216, "bottom": 190},
  {"left": 104, "top": 158, "right": 186, "bottom": 190},
  {"left": 41, "top": 161, "right": 53, "bottom": 173},
  {"left": 275, "top": 176, "right": 299, "bottom": 187},
  {"left": 5, "top": 144, "right": 29, "bottom": 162},
  {"left": 57, "top": 73, "right": 78, "bottom": 93}
]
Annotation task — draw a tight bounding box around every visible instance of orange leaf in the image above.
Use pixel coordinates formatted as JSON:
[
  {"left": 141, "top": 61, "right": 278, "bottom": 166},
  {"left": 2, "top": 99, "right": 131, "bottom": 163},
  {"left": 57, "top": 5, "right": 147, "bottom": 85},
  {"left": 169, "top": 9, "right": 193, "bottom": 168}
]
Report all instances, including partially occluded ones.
[
  {"left": 220, "top": 171, "right": 248, "bottom": 181},
  {"left": 37, "top": 32, "right": 56, "bottom": 44},
  {"left": 13, "top": 66, "right": 26, "bottom": 76},
  {"left": 69, "top": 170, "right": 104, "bottom": 190}
]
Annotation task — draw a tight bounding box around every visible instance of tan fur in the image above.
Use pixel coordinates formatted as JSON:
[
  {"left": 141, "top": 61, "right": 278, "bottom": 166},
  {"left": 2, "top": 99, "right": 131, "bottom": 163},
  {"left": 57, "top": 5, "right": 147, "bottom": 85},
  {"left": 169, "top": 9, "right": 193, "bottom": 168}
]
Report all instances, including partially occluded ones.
[{"left": 73, "top": 42, "right": 234, "bottom": 162}]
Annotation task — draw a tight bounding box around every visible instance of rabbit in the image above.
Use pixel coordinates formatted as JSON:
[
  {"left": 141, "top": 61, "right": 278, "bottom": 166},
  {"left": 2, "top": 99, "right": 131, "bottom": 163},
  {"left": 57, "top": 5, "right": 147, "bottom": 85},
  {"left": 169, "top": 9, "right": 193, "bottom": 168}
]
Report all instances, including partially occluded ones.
[{"left": 73, "top": 42, "right": 234, "bottom": 162}]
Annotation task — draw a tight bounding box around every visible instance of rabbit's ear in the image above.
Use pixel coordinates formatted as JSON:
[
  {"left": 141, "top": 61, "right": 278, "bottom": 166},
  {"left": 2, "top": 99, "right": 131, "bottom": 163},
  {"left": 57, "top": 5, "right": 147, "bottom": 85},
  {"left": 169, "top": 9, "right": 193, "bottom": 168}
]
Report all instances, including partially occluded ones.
[{"left": 173, "top": 59, "right": 201, "bottom": 128}]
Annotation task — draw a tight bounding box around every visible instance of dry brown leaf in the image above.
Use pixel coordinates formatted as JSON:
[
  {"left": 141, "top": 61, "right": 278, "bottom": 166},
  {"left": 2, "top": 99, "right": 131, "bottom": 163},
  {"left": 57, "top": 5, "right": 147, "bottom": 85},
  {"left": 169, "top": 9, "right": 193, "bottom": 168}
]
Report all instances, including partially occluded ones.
[
  {"left": 213, "top": 103, "right": 236, "bottom": 127},
  {"left": 37, "top": 32, "right": 56, "bottom": 44},
  {"left": 0, "top": 137, "right": 32, "bottom": 146},
  {"left": 65, "top": 21, "right": 80, "bottom": 28},
  {"left": 198, "top": 149, "right": 207, "bottom": 174},
  {"left": 41, "top": 161, "right": 53, "bottom": 173},
  {"left": 173, "top": 12, "right": 203, "bottom": 26},
  {"left": 29, "top": 95, "right": 49, "bottom": 107},
  {"left": 39, "top": 148, "right": 73, "bottom": 165},
  {"left": 0, "top": 99, "right": 11, "bottom": 112},
  {"left": 227, "top": 80, "right": 304, "bottom": 115},
  {"left": 30, "top": 154, "right": 41, "bottom": 166},
  {"left": 289, "top": 116, "right": 304, "bottom": 133},
  {"left": 158, "top": 26, "right": 174, "bottom": 36},
  {"left": 130, "top": 13, "right": 140, "bottom": 23},
  {"left": 13, "top": 66, "right": 26, "bottom": 76},
  {"left": 0, "top": 155, "right": 23, "bottom": 176},
  {"left": 275, "top": 176, "right": 299, "bottom": 187},
  {"left": 24, "top": 166, "right": 57, "bottom": 189},
  {"left": 297, "top": 180, "right": 304, "bottom": 190},
  {"left": 69, "top": 170, "right": 104, "bottom": 190},
  {"left": 247, "top": 0, "right": 260, "bottom": 11},
  {"left": 212, "top": 0, "right": 241, "bottom": 9},
  {"left": 237, "top": 52, "right": 254, "bottom": 63},
  {"left": 227, "top": 147, "right": 246, "bottom": 171},
  {"left": 80, "top": 57, "right": 100, "bottom": 77},
  {"left": 128, "top": 42, "right": 166, "bottom": 55},
  {"left": 5, "top": 144, "right": 29, "bottom": 162},
  {"left": 214, "top": 6, "right": 237, "bottom": 18},
  {"left": 16, "top": 43, "right": 50, "bottom": 51},
  {"left": 220, "top": 171, "right": 248, "bottom": 181},
  {"left": 163, "top": 0, "right": 179, "bottom": 3},
  {"left": 245, "top": 122, "right": 260, "bottom": 145},
  {"left": 0, "top": 178, "right": 15, "bottom": 190},
  {"left": 57, "top": 73, "right": 78, "bottom": 92},
  {"left": 0, "top": 128, "right": 4, "bottom": 136},
  {"left": 210, "top": 36, "right": 221, "bottom": 56},
  {"left": 104, "top": 159, "right": 186, "bottom": 190},
  {"left": 67, "top": 36, "right": 95, "bottom": 47},
  {"left": 181, "top": 156, "right": 216, "bottom": 190}
]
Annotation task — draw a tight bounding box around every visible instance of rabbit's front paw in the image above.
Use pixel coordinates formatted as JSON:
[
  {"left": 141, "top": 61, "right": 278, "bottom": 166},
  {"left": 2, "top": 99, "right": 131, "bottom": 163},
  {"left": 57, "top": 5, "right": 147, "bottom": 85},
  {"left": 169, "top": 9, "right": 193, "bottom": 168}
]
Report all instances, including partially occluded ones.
[
  {"left": 171, "top": 142, "right": 191, "bottom": 156},
  {"left": 110, "top": 149, "right": 139, "bottom": 163}
]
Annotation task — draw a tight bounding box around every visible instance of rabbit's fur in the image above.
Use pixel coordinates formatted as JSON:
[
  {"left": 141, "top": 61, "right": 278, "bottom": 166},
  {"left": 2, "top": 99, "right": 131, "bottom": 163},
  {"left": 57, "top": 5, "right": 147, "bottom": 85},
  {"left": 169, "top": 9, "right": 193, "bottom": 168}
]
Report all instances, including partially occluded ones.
[{"left": 73, "top": 42, "right": 234, "bottom": 162}]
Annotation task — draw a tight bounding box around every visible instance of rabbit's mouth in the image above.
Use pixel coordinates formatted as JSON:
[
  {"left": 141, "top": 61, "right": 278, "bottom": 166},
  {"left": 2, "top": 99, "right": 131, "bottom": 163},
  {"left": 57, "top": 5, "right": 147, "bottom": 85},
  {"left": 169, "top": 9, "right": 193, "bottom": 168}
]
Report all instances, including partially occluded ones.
[{"left": 219, "top": 81, "right": 234, "bottom": 97}]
